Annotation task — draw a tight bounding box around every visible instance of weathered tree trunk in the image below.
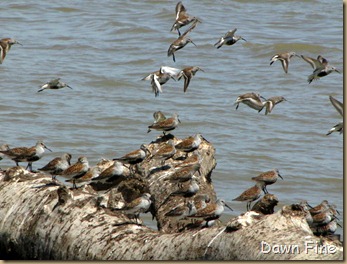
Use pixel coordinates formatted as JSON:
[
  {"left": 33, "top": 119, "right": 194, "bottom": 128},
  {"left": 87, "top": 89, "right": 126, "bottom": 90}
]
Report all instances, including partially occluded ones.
[{"left": 0, "top": 134, "right": 342, "bottom": 260}]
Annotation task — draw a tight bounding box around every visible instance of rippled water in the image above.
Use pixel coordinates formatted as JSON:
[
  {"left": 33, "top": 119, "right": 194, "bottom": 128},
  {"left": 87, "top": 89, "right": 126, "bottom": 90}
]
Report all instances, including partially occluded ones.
[{"left": 0, "top": 0, "right": 343, "bottom": 235}]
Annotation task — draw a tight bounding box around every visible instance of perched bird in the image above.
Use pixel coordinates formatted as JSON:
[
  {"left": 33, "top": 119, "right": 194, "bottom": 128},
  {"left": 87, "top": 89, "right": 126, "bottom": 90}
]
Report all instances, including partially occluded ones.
[
  {"left": 151, "top": 139, "right": 176, "bottom": 165},
  {"left": 311, "top": 208, "right": 339, "bottom": 228},
  {"left": 251, "top": 169, "right": 283, "bottom": 194},
  {"left": 38, "top": 78, "right": 72, "bottom": 92},
  {"left": 300, "top": 55, "right": 340, "bottom": 83},
  {"left": 251, "top": 193, "right": 279, "bottom": 215},
  {"left": 165, "top": 162, "right": 201, "bottom": 183},
  {"left": 65, "top": 166, "right": 102, "bottom": 186},
  {"left": 170, "top": 1, "right": 200, "bottom": 36},
  {"left": 177, "top": 66, "right": 204, "bottom": 93},
  {"left": 214, "top": 28, "right": 246, "bottom": 49},
  {"left": 188, "top": 199, "right": 233, "bottom": 223},
  {"left": 175, "top": 133, "right": 202, "bottom": 155},
  {"left": 261, "top": 96, "right": 287, "bottom": 115},
  {"left": 0, "top": 144, "right": 10, "bottom": 161},
  {"left": 147, "top": 113, "right": 181, "bottom": 134},
  {"left": 0, "top": 141, "right": 52, "bottom": 171},
  {"left": 169, "top": 176, "right": 200, "bottom": 197},
  {"left": 113, "top": 144, "right": 150, "bottom": 172},
  {"left": 0, "top": 38, "right": 22, "bottom": 64},
  {"left": 327, "top": 95, "right": 343, "bottom": 135},
  {"left": 61, "top": 156, "right": 89, "bottom": 189},
  {"left": 234, "top": 92, "right": 267, "bottom": 111},
  {"left": 91, "top": 161, "right": 124, "bottom": 184},
  {"left": 38, "top": 153, "right": 72, "bottom": 179},
  {"left": 174, "top": 149, "right": 201, "bottom": 168},
  {"left": 168, "top": 20, "right": 199, "bottom": 62},
  {"left": 153, "top": 111, "right": 167, "bottom": 123},
  {"left": 165, "top": 200, "right": 197, "bottom": 220},
  {"left": 193, "top": 194, "right": 210, "bottom": 211},
  {"left": 309, "top": 200, "right": 330, "bottom": 216},
  {"left": 269, "top": 52, "right": 298, "bottom": 74},
  {"left": 142, "top": 66, "right": 180, "bottom": 97},
  {"left": 116, "top": 193, "right": 152, "bottom": 223},
  {"left": 232, "top": 181, "right": 265, "bottom": 211}
]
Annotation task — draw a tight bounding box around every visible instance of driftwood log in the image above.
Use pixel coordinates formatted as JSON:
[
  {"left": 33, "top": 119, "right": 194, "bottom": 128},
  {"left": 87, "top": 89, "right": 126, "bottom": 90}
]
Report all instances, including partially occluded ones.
[{"left": 0, "top": 134, "right": 343, "bottom": 260}]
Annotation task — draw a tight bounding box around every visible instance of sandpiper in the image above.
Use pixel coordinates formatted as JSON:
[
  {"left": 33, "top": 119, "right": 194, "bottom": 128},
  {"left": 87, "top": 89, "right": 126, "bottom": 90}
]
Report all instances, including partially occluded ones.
[
  {"left": 300, "top": 55, "right": 340, "bottom": 83},
  {"left": 177, "top": 66, "right": 204, "bottom": 93},
  {"left": 147, "top": 113, "right": 180, "bottom": 134},
  {"left": 251, "top": 193, "right": 279, "bottom": 215},
  {"left": 116, "top": 193, "right": 152, "bottom": 223},
  {"left": 170, "top": 1, "right": 200, "bottom": 36},
  {"left": 61, "top": 156, "right": 89, "bottom": 189},
  {"left": 66, "top": 166, "right": 102, "bottom": 186},
  {"left": 153, "top": 111, "right": 167, "bottom": 123},
  {"left": 251, "top": 168, "right": 283, "bottom": 194},
  {"left": 214, "top": 28, "right": 246, "bottom": 49},
  {"left": 113, "top": 144, "right": 149, "bottom": 166},
  {"left": 232, "top": 181, "right": 264, "bottom": 211},
  {"left": 142, "top": 66, "right": 180, "bottom": 97},
  {"left": 269, "top": 52, "right": 298, "bottom": 74},
  {"left": 38, "top": 153, "right": 72, "bottom": 179},
  {"left": 261, "top": 96, "right": 287, "bottom": 115},
  {"left": 0, "top": 38, "right": 22, "bottom": 64},
  {"left": 309, "top": 200, "right": 330, "bottom": 216},
  {"left": 234, "top": 92, "right": 267, "bottom": 111},
  {"left": 165, "top": 162, "right": 201, "bottom": 183},
  {"left": 165, "top": 200, "right": 197, "bottom": 220},
  {"left": 193, "top": 194, "right": 210, "bottom": 211},
  {"left": 175, "top": 149, "right": 201, "bottom": 169},
  {"left": 327, "top": 95, "right": 343, "bottom": 135},
  {"left": 169, "top": 176, "right": 200, "bottom": 197},
  {"left": 91, "top": 161, "right": 124, "bottom": 184},
  {"left": 0, "top": 141, "right": 52, "bottom": 171},
  {"left": 175, "top": 133, "right": 202, "bottom": 155},
  {"left": 311, "top": 208, "right": 339, "bottom": 227},
  {"left": 151, "top": 139, "right": 176, "bottom": 165},
  {"left": 188, "top": 199, "right": 233, "bottom": 222},
  {"left": 0, "top": 144, "right": 10, "bottom": 161},
  {"left": 38, "top": 78, "right": 72, "bottom": 92},
  {"left": 312, "top": 219, "right": 339, "bottom": 236},
  {"left": 168, "top": 20, "right": 199, "bottom": 62}
]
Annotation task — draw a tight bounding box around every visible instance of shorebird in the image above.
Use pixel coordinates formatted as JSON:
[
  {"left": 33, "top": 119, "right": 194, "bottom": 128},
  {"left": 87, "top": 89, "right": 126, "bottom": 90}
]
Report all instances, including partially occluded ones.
[
  {"left": 234, "top": 92, "right": 267, "bottom": 111},
  {"left": 0, "top": 38, "right": 22, "bottom": 64},
  {"left": 260, "top": 96, "right": 287, "bottom": 115},
  {"left": 177, "top": 66, "right": 204, "bottom": 93},
  {"left": 175, "top": 133, "right": 202, "bottom": 155},
  {"left": 61, "top": 156, "right": 89, "bottom": 189},
  {"left": 142, "top": 66, "right": 180, "bottom": 97},
  {"left": 165, "top": 200, "right": 197, "bottom": 220},
  {"left": 38, "top": 78, "right": 72, "bottom": 92},
  {"left": 251, "top": 193, "right": 279, "bottom": 215},
  {"left": 147, "top": 113, "right": 180, "bottom": 134},
  {"left": 38, "top": 153, "right": 72, "bottom": 179},
  {"left": 151, "top": 139, "right": 176, "bottom": 165},
  {"left": 113, "top": 144, "right": 150, "bottom": 172},
  {"left": 269, "top": 52, "right": 298, "bottom": 74},
  {"left": 188, "top": 199, "right": 233, "bottom": 223},
  {"left": 311, "top": 208, "right": 339, "bottom": 227},
  {"left": 300, "top": 55, "right": 340, "bottom": 83},
  {"left": 312, "top": 219, "right": 340, "bottom": 236},
  {"left": 193, "top": 194, "right": 210, "bottom": 211},
  {"left": 0, "top": 144, "right": 10, "bottom": 161},
  {"left": 165, "top": 162, "right": 200, "bottom": 183},
  {"left": 251, "top": 169, "right": 283, "bottom": 194},
  {"left": 232, "top": 181, "right": 264, "bottom": 211},
  {"left": 116, "top": 193, "right": 152, "bottom": 223},
  {"left": 214, "top": 28, "right": 246, "bottom": 49},
  {"left": 169, "top": 176, "right": 200, "bottom": 197},
  {"left": 91, "top": 161, "right": 124, "bottom": 184},
  {"left": 170, "top": 1, "right": 200, "bottom": 36},
  {"left": 153, "top": 111, "right": 167, "bottom": 123},
  {"left": 0, "top": 141, "right": 52, "bottom": 171},
  {"left": 309, "top": 200, "right": 330, "bottom": 216},
  {"left": 327, "top": 95, "right": 343, "bottom": 135},
  {"left": 66, "top": 166, "right": 102, "bottom": 186},
  {"left": 175, "top": 149, "right": 201, "bottom": 169},
  {"left": 168, "top": 20, "right": 199, "bottom": 62}
]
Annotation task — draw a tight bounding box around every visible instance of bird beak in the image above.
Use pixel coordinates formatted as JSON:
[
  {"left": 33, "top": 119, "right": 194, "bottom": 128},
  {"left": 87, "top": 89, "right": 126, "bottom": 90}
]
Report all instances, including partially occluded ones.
[
  {"left": 241, "top": 37, "right": 247, "bottom": 42},
  {"left": 225, "top": 203, "right": 233, "bottom": 211},
  {"left": 306, "top": 203, "right": 314, "bottom": 209},
  {"left": 15, "top": 41, "right": 23, "bottom": 46},
  {"left": 335, "top": 69, "right": 341, "bottom": 73},
  {"left": 260, "top": 95, "right": 267, "bottom": 101},
  {"left": 178, "top": 118, "right": 181, "bottom": 123},
  {"left": 199, "top": 68, "right": 205, "bottom": 72},
  {"left": 190, "top": 40, "right": 197, "bottom": 47},
  {"left": 278, "top": 174, "right": 283, "bottom": 180},
  {"left": 45, "top": 145, "right": 53, "bottom": 152},
  {"left": 67, "top": 85, "right": 73, "bottom": 89}
]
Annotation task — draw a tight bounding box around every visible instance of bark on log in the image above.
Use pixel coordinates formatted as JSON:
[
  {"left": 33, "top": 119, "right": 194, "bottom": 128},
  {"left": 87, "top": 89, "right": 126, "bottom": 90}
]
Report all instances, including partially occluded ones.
[{"left": 0, "top": 134, "right": 342, "bottom": 260}]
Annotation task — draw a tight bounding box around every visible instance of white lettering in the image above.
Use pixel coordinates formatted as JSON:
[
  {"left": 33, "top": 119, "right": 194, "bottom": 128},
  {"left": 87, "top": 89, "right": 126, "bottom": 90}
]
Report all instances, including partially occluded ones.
[{"left": 260, "top": 241, "right": 271, "bottom": 254}]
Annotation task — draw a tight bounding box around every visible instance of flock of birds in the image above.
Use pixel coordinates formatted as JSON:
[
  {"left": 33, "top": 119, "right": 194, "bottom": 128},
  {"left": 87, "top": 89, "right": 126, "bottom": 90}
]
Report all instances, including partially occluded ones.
[{"left": 0, "top": 1, "right": 342, "bottom": 237}]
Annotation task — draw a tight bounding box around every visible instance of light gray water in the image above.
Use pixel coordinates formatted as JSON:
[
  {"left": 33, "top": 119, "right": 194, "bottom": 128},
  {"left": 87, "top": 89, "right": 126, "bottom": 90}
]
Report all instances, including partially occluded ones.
[{"left": 0, "top": 0, "right": 343, "bottom": 236}]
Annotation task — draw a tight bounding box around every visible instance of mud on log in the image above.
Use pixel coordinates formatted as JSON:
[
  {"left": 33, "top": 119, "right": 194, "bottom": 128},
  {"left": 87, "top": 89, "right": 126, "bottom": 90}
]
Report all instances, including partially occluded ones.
[{"left": 0, "top": 134, "right": 342, "bottom": 260}]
